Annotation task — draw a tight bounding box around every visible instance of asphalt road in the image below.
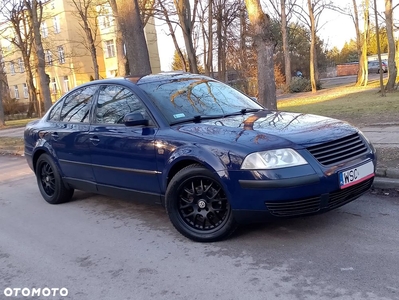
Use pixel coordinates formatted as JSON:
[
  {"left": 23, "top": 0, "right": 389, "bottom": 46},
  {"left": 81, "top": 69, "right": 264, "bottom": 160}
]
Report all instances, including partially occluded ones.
[{"left": 1, "top": 156, "right": 399, "bottom": 300}]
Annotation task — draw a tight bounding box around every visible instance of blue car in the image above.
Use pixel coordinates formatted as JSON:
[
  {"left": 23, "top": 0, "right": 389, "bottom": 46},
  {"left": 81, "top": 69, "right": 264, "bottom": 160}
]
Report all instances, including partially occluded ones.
[{"left": 24, "top": 73, "right": 376, "bottom": 242}]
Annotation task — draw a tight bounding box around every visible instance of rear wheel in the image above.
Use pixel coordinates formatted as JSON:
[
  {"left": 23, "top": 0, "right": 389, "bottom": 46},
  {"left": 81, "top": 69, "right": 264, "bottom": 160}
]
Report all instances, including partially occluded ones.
[
  {"left": 165, "top": 165, "right": 237, "bottom": 242},
  {"left": 36, "top": 154, "right": 74, "bottom": 204}
]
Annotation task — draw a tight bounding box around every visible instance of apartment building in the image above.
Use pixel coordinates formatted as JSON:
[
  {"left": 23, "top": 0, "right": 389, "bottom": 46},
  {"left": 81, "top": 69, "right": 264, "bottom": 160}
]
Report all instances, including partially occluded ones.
[{"left": 0, "top": 0, "right": 161, "bottom": 104}]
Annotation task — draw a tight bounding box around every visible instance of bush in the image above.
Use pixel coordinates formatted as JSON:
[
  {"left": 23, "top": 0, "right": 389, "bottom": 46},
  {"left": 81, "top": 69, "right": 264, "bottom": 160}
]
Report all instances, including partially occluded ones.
[{"left": 288, "top": 77, "right": 322, "bottom": 93}]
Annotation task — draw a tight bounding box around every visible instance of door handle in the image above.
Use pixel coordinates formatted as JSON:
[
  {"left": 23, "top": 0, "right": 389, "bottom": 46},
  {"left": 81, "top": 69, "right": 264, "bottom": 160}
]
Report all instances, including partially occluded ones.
[
  {"left": 51, "top": 132, "right": 59, "bottom": 140},
  {"left": 90, "top": 136, "right": 100, "bottom": 145}
]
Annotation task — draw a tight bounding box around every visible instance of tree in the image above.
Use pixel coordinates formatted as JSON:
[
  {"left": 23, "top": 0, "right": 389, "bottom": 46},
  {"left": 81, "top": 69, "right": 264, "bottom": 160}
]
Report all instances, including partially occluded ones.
[
  {"left": 107, "top": 0, "right": 128, "bottom": 76},
  {"left": 357, "top": 0, "right": 369, "bottom": 86},
  {"left": 0, "top": 50, "right": 6, "bottom": 126},
  {"left": 113, "top": 0, "right": 152, "bottom": 74},
  {"left": 244, "top": 0, "right": 277, "bottom": 109},
  {"left": 267, "top": 0, "right": 297, "bottom": 85},
  {"left": 24, "top": 0, "right": 52, "bottom": 111},
  {"left": 1, "top": 0, "right": 39, "bottom": 117},
  {"left": 174, "top": 0, "right": 199, "bottom": 73},
  {"left": 384, "top": 0, "right": 396, "bottom": 91},
  {"left": 171, "top": 50, "right": 204, "bottom": 72},
  {"left": 70, "top": 0, "right": 101, "bottom": 80},
  {"left": 373, "top": 0, "right": 385, "bottom": 96}
]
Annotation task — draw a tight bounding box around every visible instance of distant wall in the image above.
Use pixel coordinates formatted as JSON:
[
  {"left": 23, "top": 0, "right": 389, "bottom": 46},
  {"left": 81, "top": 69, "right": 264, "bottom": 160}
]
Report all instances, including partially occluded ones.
[{"left": 337, "top": 64, "right": 359, "bottom": 76}]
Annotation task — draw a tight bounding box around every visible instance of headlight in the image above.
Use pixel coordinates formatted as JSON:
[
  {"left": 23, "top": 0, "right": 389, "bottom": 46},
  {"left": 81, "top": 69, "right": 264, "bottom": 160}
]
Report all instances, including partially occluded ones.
[{"left": 241, "top": 149, "right": 308, "bottom": 169}]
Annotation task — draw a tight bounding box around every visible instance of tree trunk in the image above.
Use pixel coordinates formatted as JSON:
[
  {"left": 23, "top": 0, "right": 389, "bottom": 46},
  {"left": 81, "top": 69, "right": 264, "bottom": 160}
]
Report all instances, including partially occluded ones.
[
  {"left": 207, "top": 0, "right": 214, "bottom": 77},
  {"left": 307, "top": 0, "right": 317, "bottom": 93},
  {"left": 244, "top": 0, "right": 276, "bottom": 109},
  {"left": 25, "top": 0, "right": 52, "bottom": 111},
  {"left": 108, "top": 0, "right": 128, "bottom": 76},
  {"left": 0, "top": 58, "right": 6, "bottom": 126},
  {"left": 384, "top": 0, "right": 396, "bottom": 91},
  {"left": 374, "top": 0, "right": 385, "bottom": 96},
  {"left": 116, "top": 0, "right": 152, "bottom": 75},
  {"left": 280, "top": 0, "right": 291, "bottom": 85},
  {"left": 356, "top": 0, "right": 369, "bottom": 86},
  {"left": 174, "top": 0, "right": 198, "bottom": 73}
]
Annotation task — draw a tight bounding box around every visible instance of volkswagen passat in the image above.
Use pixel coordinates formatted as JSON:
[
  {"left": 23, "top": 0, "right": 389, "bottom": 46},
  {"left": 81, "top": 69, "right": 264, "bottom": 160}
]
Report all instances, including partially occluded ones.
[{"left": 24, "top": 73, "right": 376, "bottom": 242}]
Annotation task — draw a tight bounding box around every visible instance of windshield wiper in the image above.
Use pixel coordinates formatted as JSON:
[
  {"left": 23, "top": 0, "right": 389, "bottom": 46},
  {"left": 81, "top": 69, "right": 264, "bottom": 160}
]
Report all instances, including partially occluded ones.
[
  {"left": 170, "top": 114, "right": 224, "bottom": 126},
  {"left": 223, "top": 108, "right": 262, "bottom": 118}
]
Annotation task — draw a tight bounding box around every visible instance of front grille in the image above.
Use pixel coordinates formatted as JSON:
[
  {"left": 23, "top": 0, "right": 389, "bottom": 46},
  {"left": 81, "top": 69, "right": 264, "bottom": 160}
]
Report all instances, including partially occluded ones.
[
  {"left": 307, "top": 133, "right": 368, "bottom": 166},
  {"left": 265, "top": 196, "right": 320, "bottom": 217},
  {"left": 328, "top": 177, "right": 374, "bottom": 209}
]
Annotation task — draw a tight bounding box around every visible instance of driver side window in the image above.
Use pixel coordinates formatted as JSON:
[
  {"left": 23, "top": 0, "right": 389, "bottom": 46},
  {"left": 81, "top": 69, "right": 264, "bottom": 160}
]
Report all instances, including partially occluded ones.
[{"left": 95, "top": 85, "right": 150, "bottom": 125}]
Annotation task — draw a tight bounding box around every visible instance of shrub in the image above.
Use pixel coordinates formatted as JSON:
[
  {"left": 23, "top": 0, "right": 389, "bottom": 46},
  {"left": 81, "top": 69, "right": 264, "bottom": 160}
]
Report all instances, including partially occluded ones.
[{"left": 288, "top": 77, "right": 322, "bottom": 93}]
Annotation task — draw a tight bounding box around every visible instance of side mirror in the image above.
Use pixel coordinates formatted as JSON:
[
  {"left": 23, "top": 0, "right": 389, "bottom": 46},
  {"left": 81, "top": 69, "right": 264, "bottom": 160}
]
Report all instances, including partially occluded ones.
[{"left": 123, "top": 112, "right": 149, "bottom": 127}]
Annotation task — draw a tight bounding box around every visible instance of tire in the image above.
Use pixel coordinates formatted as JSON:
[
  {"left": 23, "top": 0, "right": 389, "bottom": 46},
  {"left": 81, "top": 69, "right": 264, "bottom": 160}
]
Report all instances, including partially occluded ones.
[
  {"left": 35, "top": 153, "right": 74, "bottom": 204},
  {"left": 165, "top": 165, "right": 237, "bottom": 242}
]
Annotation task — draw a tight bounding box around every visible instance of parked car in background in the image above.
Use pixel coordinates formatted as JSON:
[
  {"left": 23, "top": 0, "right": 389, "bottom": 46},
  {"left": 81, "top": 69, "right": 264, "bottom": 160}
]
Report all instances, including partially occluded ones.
[
  {"left": 24, "top": 73, "right": 376, "bottom": 242},
  {"left": 368, "top": 60, "right": 387, "bottom": 73}
]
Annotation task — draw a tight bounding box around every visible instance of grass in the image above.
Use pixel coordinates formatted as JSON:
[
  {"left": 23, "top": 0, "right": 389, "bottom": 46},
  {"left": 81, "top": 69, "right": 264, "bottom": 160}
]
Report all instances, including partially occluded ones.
[
  {"left": 1, "top": 118, "right": 37, "bottom": 129},
  {"left": 0, "top": 137, "right": 24, "bottom": 153},
  {"left": 278, "top": 84, "right": 399, "bottom": 127}
]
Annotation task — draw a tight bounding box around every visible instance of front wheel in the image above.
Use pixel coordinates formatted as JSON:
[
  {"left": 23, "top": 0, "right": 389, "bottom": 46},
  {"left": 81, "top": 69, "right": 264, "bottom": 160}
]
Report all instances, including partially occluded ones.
[
  {"left": 165, "top": 165, "right": 237, "bottom": 242},
  {"left": 36, "top": 154, "right": 74, "bottom": 204}
]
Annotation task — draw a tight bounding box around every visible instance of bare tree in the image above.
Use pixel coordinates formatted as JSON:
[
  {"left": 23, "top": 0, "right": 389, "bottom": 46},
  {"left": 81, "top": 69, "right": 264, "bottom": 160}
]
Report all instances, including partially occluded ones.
[
  {"left": 174, "top": 0, "right": 199, "bottom": 73},
  {"left": 294, "top": 0, "right": 333, "bottom": 92},
  {"left": 384, "top": 0, "right": 396, "bottom": 91},
  {"left": 70, "top": 0, "right": 101, "bottom": 80},
  {"left": 244, "top": 0, "right": 277, "bottom": 109},
  {"left": 268, "top": 0, "right": 297, "bottom": 85},
  {"left": 1, "top": 0, "right": 39, "bottom": 117},
  {"left": 158, "top": 0, "right": 188, "bottom": 71},
  {"left": 24, "top": 0, "right": 52, "bottom": 111},
  {"left": 0, "top": 50, "right": 6, "bottom": 126},
  {"left": 114, "top": 0, "right": 152, "bottom": 74},
  {"left": 373, "top": 0, "right": 385, "bottom": 96}
]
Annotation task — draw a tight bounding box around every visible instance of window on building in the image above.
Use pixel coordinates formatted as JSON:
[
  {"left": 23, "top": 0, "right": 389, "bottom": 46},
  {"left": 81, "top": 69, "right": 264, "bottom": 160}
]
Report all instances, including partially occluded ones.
[
  {"left": 18, "top": 58, "right": 24, "bottom": 72},
  {"left": 104, "top": 40, "right": 115, "bottom": 58},
  {"left": 57, "top": 46, "right": 65, "bottom": 64},
  {"left": 14, "top": 85, "right": 19, "bottom": 99},
  {"left": 23, "top": 83, "right": 28, "bottom": 98},
  {"left": 50, "top": 1, "right": 55, "bottom": 9},
  {"left": 46, "top": 50, "right": 53, "bottom": 65},
  {"left": 51, "top": 78, "right": 57, "bottom": 94},
  {"left": 41, "top": 22, "right": 48, "bottom": 38},
  {"left": 53, "top": 16, "right": 60, "bottom": 33},
  {"left": 63, "top": 76, "right": 69, "bottom": 92},
  {"left": 10, "top": 61, "right": 15, "bottom": 74}
]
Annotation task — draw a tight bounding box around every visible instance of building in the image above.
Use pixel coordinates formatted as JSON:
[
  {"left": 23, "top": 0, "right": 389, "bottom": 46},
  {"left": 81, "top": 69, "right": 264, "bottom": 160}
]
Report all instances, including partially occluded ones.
[{"left": 0, "top": 0, "right": 161, "bottom": 105}]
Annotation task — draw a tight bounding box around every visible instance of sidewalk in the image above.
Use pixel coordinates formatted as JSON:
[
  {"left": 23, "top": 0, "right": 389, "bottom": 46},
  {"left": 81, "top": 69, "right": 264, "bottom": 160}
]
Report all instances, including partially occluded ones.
[{"left": 1, "top": 125, "right": 398, "bottom": 190}]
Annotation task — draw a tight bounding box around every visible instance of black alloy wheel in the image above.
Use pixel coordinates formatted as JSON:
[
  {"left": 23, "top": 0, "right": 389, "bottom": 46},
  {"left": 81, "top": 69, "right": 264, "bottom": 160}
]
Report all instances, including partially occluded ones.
[
  {"left": 36, "top": 154, "right": 74, "bottom": 204},
  {"left": 166, "top": 165, "right": 237, "bottom": 242}
]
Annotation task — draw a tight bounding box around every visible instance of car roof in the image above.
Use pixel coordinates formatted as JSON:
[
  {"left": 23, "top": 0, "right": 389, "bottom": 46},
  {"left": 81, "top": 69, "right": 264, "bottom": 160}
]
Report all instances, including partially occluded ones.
[{"left": 78, "top": 72, "right": 212, "bottom": 87}]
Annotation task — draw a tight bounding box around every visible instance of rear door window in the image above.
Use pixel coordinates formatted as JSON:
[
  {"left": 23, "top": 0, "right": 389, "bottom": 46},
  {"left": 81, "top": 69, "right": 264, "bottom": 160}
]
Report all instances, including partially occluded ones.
[{"left": 60, "top": 86, "right": 98, "bottom": 123}]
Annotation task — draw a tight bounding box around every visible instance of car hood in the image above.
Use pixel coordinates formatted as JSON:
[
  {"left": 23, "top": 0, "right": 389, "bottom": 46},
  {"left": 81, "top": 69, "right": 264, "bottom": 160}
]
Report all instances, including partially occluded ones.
[{"left": 174, "top": 111, "right": 358, "bottom": 149}]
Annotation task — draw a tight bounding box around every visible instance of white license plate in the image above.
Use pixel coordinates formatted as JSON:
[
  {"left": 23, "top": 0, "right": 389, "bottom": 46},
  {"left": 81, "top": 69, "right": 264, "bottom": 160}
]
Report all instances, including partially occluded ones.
[{"left": 339, "top": 161, "right": 374, "bottom": 189}]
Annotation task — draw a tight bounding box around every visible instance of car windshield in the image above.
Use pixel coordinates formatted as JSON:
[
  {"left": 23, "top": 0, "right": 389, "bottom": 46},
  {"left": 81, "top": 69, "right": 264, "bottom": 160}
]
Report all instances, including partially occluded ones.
[{"left": 138, "top": 77, "right": 263, "bottom": 124}]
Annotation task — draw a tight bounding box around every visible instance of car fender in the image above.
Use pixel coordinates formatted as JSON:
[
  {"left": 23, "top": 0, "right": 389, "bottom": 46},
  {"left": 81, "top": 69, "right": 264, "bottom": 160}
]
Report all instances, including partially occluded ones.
[
  {"left": 31, "top": 138, "right": 63, "bottom": 176},
  {"left": 160, "top": 144, "right": 230, "bottom": 193}
]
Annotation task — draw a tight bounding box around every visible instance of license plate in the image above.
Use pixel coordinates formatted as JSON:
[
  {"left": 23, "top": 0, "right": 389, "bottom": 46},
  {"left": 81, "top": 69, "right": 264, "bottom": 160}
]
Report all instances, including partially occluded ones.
[{"left": 339, "top": 161, "right": 374, "bottom": 189}]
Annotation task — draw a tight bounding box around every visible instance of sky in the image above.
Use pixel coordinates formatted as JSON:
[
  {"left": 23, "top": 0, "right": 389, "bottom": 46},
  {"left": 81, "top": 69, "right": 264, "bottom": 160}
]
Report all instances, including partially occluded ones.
[{"left": 155, "top": 0, "right": 390, "bottom": 71}]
